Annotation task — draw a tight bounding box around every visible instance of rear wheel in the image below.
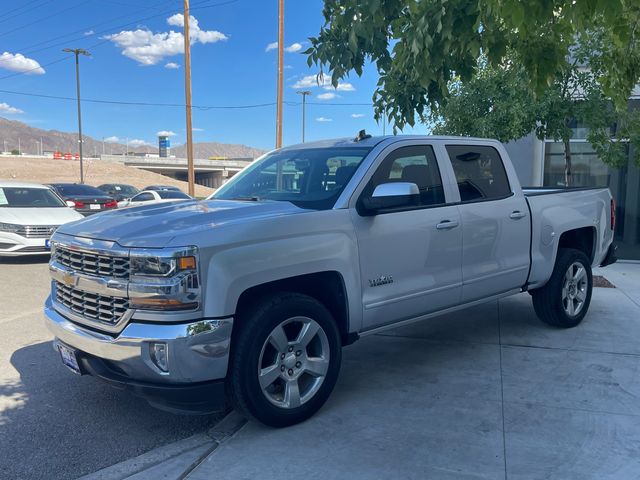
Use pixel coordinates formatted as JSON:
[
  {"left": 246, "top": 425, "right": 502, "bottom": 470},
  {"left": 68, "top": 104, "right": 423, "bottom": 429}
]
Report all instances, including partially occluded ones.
[
  {"left": 229, "top": 293, "right": 341, "bottom": 427},
  {"left": 532, "top": 248, "right": 593, "bottom": 328}
]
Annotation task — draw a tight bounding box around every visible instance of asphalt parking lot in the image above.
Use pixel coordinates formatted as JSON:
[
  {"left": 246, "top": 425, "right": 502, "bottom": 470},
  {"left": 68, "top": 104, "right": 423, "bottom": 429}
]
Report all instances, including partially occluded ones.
[{"left": 0, "top": 257, "right": 223, "bottom": 480}]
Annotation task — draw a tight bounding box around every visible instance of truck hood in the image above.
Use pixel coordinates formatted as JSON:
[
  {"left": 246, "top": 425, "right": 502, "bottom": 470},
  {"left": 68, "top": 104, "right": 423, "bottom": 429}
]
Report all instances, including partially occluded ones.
[{"left": 54, "top": 199, "right": 304, "bottom": 247}]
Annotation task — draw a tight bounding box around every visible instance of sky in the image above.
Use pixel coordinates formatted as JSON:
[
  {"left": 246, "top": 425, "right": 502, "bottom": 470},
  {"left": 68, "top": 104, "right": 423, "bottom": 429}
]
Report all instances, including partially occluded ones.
[{"left": 0, "top": 0, "right": 426, "bottom": 152}]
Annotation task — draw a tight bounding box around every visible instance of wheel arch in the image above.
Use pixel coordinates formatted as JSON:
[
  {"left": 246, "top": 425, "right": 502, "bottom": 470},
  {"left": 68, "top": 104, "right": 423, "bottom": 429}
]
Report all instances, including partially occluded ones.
[{"left": 234, "top": 271, "right": 355, "bottom": 347}]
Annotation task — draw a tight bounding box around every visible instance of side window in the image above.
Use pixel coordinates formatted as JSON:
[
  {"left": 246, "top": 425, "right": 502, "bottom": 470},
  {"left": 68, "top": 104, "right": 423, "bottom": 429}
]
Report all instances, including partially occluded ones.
[
  {"left": 446, "top": 145, "right": 512, "bottom": 202},
  {"left": 366, "top": 145, "right": 445, "bottom": 207}
]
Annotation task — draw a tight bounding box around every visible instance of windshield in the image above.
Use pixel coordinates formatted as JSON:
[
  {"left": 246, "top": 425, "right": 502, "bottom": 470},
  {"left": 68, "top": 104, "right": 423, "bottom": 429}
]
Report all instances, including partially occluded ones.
[
  {"left": 0, "top": 187, "right": 66, "bottom": 208},
  {"left": 100, "top": 184, "right": 139, "bottom": 196},
  {"left": 213, "top": 147, "right": 370, "bottom": 210},
  {"left": 53, "top": 184, "right": 108, "bottom": 196}
]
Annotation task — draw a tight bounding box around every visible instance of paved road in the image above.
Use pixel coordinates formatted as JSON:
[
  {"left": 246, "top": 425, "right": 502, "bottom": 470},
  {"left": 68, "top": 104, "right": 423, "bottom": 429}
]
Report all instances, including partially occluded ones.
[{"left": 0, "top": 257, "right": 223, "bottom": 480}]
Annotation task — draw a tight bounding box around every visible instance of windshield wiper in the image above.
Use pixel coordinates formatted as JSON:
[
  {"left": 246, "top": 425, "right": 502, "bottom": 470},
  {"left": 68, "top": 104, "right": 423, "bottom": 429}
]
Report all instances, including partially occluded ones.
[{"left": 229, "top": 196, "right": 262, "bottom": 201}]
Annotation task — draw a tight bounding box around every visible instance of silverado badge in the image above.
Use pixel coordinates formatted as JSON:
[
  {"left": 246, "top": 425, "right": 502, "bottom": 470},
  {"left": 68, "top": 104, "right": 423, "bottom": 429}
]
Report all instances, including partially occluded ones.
[{"left": 369, "top": 275, "right": 394, "bottom": 287}]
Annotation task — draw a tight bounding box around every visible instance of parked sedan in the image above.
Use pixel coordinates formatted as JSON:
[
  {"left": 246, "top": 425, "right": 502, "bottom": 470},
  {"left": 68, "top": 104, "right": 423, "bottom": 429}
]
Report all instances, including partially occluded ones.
[
  {"left": 96, "top": 183, "right": 140, "bottom": 202},
  {"left": 118, "top": 189, "right": 192, "bottom": 208},
  {"left": 0, "top": 182, "right": 83, "bottom": 256},
  {"left": 48, "top": 183, "right": 118, "bottom": 216},
  {"left": 142, "top": 185, "right": 182, "bottom": 192}
]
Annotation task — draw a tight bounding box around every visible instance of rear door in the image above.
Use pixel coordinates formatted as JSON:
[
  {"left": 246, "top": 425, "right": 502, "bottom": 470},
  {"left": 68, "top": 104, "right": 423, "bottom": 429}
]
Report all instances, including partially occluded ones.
[
  {"left": 442, "top": 143, "right": 530, "bottom": 302},
  {"left": 351, "top": 143, "right": 463, "bottom": 330}
]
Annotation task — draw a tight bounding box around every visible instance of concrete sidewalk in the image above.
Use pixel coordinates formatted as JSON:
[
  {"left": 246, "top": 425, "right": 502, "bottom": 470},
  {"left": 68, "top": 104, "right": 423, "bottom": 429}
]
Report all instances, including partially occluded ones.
[{"left": 186, "top": 264, "right": 640, "bottom": 480}]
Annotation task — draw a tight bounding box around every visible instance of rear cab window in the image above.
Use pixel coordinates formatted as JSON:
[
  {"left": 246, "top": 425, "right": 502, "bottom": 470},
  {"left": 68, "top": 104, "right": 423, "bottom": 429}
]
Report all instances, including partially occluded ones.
[{"left": 445, "top": 145, "right": 512, "bottom": 202}]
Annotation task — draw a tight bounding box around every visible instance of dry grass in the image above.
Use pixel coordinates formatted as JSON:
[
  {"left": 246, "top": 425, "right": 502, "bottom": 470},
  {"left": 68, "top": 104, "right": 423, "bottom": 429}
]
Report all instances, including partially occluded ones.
[{"left": 0, "top": 156, "right": 214, "bottom": 197}]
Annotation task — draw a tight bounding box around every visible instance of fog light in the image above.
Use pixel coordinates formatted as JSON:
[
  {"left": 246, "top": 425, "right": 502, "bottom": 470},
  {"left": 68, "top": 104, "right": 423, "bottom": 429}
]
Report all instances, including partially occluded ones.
[{"left": 150, "top": 342, "right": 169, "bottom": 373}]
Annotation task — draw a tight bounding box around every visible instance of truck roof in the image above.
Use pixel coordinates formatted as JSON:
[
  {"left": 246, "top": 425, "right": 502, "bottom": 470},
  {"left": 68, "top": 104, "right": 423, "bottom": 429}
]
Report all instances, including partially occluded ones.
[{"left": 280, "top": 134, "right": 501, "bottom": 151}]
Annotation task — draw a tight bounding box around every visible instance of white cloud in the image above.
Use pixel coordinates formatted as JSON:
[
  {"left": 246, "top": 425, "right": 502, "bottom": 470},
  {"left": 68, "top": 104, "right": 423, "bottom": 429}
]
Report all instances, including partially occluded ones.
[
  {"left": 351, "top": 113, "right": 365, "bottom": 118},
  {"left": 157, "top": 130, "right": 176, "bottom": 137},
  {"left": 317, "top": 92, "right": 338, "bottom": 100},
  {"left": 266, "top": 41, "right": 304, "bottom": 53},
  {"left": 325, "top": 82, "right": 355, "bottom": 92},
  {"left": 104, "top": 136, "right": 120, "bottom": 143},
  {"left": 285, "top": 42, "right": 302, "bottom": 53},
  {"left": 316, "top": 117, "right": 332, "bottom": 122},
  {"left": 0, "top": 52, "right": 45, "bottom": 75},
  {"left": 128, "top": 139, "right": 151, "bottom": 147},
  {"left": 292, "top": 74, "right": 331, "bottom": 89},
  {"left": 0, "top": 102, "right": 24, "bottom": 114},
  {"left": 105, "top": 14, "right": 227, "bottom": 66},
  {"left": 84, "top": 30, "right": 94, "bottom": 36},
  {"left": 164, "top": 62, "right": 180, "bottom": 69},
  {"left": 192, "top": 127, "right": 204, "bottom": 131}
]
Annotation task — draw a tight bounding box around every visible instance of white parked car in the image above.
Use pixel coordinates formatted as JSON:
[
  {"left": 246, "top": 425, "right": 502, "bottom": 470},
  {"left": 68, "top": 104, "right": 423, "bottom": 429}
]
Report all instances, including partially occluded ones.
[
  {"left": 0, "top": 181, "right": 83, "bottom": 256},
  {"left": 118, "top": 189, "right": 192, "bottom": 208}
]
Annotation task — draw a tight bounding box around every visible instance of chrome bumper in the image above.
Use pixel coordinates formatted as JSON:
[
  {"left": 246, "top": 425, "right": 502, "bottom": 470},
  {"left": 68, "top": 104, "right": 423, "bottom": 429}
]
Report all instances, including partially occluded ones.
[{"left": 44, "top": 295, "right": 233, "bottom": 384}]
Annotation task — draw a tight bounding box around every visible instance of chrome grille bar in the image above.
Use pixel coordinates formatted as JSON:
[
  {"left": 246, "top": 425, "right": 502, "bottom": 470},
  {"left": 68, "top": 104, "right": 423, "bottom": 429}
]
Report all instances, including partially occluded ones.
[
  {"left": 16, "top": 225, "right": 58, "bottom": 238},
  {"left": 55, "top": 282, "right": 129, "bottom": 325},
  {"left": 53, "top": 245, "right": 130, "bottom": 278}
]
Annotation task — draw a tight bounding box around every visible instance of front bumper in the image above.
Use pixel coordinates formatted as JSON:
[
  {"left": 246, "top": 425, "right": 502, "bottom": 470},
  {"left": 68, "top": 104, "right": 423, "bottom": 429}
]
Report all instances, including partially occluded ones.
[
  {"left": 0, "top": 232, "right": 50, "bottom": 256},
  {"left": 44, "top": 295, "right": 232, "bottom": 413}
]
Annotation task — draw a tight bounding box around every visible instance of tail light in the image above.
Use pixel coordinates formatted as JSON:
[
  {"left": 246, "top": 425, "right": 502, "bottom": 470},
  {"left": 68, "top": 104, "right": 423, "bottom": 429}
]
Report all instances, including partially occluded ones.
[
  {"left": 104, "top": 200, "right": 118, "bottom": 209},
  {"left": 611, "top": 198, "right": 616, "bottom": 231},
  {"left": 73, "top": 200, "right": 85, "bottom": 209}
]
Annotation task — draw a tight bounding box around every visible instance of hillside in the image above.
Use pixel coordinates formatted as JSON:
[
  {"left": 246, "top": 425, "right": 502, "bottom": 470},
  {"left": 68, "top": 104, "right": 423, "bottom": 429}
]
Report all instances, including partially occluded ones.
[
  {"left": 0, "top": 117, "right": 264, "bottom": 159},
  {"left": 0, "top": 156, "right": 214, "bottom": 197}
]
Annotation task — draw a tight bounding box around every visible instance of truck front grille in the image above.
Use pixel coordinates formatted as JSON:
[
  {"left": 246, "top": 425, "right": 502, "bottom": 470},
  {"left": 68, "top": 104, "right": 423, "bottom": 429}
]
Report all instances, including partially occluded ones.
[
  {"left": 55, "top": 282, "right": 129, "bottom": 324},
  {"left": 53, "top": 245, "right": 130, "bottom": 278},
  {"left": 16, "top": 225, "right": 58, "bottom": 238}
]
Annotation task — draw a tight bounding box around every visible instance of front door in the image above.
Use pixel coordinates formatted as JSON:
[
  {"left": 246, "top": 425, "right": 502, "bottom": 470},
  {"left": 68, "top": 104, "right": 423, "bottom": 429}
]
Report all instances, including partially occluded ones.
[{"left": 351, "top": 144, "right": 463, "bottom": 331}]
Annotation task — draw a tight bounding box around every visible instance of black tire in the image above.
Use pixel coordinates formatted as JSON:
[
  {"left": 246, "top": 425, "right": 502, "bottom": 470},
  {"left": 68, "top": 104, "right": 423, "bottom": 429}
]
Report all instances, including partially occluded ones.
[
  {"left": 531, "top": 248, "right": 593, "bottom": 328},
  {"left": 228, "top": 292, "right": 342, "bottom": 428}
]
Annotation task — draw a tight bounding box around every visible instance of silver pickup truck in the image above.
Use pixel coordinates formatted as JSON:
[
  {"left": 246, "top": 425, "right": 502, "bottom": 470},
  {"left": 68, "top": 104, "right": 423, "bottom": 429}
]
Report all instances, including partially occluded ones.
[{"left": 44, "top": 134, "right": 616, "bottom": 427}]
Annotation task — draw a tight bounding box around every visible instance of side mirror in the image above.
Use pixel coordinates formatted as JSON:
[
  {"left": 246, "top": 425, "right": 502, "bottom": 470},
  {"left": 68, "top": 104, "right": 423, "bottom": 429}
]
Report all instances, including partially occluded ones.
[
  {"left": 65, "top": 200, "right": 76, "bottom": 208},
  {"left": 357, "top": 182, "right": 420, "bottom": 216}
]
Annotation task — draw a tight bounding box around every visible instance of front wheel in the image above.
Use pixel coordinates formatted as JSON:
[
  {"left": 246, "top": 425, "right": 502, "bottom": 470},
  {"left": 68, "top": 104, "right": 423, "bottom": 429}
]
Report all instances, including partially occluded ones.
[
  {"left": 531, "top": 248, "right": 593, "bottom": 328},
  {"left": 228, "top": 293, "right": 342, "bottom": 427}
]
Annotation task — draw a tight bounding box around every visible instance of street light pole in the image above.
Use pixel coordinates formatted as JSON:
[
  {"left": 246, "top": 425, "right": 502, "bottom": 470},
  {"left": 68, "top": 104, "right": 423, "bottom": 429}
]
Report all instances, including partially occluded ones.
[
  {"left": 183, "top": 0, "right": 195, "bottom": 196},
  {"left": 296, "top": 90, "right": 311, "bottom": 142},
  {"left": 275, "top": 0, "right": 284, "bottom": 149},
  {"left": 63, "top": 48, "right": 90, "bottom": 183}
]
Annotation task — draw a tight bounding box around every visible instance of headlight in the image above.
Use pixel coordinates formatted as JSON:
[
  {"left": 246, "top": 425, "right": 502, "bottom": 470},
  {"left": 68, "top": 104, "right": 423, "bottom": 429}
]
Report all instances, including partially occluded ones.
[
  {"left": 0, "top": 223, "right": 21, "bottom": 233},
  {"left": 129, "top": 247, "right": 201, "bottom": 311},
  {"left": 130, "top": 251, "right": 197, "bottom": 277}
]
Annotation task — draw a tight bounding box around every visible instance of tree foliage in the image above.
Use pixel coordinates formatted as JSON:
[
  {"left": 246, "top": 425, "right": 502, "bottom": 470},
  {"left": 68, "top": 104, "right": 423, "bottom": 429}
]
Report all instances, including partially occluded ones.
[
  {"left": 306, "top": 0, "right": 640, "bottom": 131},
  {"left": 430, "top": 32, "right": 640, "bottom": 185}
]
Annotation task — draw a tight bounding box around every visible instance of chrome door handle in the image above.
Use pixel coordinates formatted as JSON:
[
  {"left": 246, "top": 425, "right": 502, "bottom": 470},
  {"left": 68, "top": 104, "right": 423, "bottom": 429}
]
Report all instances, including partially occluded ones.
[
  {"left": 509, "top": 211, "right": 526, "bottom": 220},
  {"left": 436, "top": 220, "right": 459, "bottom": 230}
]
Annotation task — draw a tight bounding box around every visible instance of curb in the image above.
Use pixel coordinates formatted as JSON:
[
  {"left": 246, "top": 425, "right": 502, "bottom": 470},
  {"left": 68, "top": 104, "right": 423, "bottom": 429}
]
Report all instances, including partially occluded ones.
[{"left": 78, "top": 411, "right": 247, "bottom": 480}]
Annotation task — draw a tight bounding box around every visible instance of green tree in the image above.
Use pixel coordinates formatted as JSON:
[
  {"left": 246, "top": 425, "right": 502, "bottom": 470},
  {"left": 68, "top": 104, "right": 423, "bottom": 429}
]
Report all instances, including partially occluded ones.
[
  {"left": 10, "top": 149, "right": 19, "bottom": 156},
  {"left": 306, "top": 0, "right": 640, "bottom": 132}
]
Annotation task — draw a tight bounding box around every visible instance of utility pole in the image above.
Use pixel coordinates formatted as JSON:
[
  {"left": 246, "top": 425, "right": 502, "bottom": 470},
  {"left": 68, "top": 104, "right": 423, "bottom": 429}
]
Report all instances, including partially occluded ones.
[
  {"left": 296, "top": 90, "right": 311, "bottom": 142},
  {"left": 183, "top": 0, "right": 195, "bottom": 196},
  {"left": 63, "top": 48, "right": 90, "bottom": 183},
  {"left": 18, "top": 138, "right": 20, "bottom": 154},
  {"left": 275, "top": 0, "right": 284, "bottom": 149},
  {"left": 40, "top": 137, "right": 43, "bottom": 156}
]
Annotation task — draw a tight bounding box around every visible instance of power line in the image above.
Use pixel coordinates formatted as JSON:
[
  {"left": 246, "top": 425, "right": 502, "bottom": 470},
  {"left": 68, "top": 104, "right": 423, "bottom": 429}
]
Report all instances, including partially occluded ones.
[
  {"left": 18, "top": 0, "right": 175, "bottom": 54},
  {"left": 22, "top": 0, "right": 238, "bottom": 55},
  {"left": 0, "top": 86, "right": 372, "bottom": 109},
  {"left": 0, "top": 0, "right": 92, "bottom": 39},
  {"left": 0, "top": 0, "right": 54, "bottom": 24}
]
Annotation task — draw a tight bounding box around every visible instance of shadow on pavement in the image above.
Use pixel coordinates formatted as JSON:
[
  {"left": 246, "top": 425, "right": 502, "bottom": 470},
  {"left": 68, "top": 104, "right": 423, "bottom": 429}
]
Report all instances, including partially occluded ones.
[
  {"left": 0, "top": 341, "right": 223, "bottom": 480},
  {"left": 0, "top": 254, "right": 50, "bottom": 265}
]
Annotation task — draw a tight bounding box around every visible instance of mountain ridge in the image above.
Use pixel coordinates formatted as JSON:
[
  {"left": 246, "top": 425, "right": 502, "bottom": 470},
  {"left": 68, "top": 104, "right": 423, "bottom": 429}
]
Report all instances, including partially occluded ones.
[{"left": 0, "top": 117, "right": 264, "bottom": 159}]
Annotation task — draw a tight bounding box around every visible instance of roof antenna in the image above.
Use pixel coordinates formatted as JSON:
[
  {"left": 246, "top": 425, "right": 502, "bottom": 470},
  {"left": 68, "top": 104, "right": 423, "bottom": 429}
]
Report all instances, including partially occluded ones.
[{"left": 354, "top": 129, "right": 372, "bottom": 142}]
